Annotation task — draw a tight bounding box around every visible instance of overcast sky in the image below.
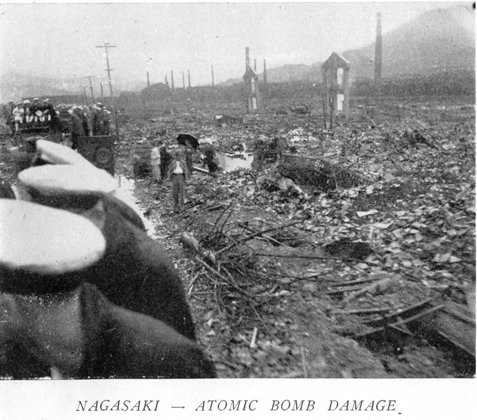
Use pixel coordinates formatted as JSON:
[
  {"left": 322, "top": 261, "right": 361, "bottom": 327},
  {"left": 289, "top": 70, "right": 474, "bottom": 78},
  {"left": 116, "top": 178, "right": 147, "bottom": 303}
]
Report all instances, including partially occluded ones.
[{"left": 0, "top": 1, "right": 471, "bottom": 88}]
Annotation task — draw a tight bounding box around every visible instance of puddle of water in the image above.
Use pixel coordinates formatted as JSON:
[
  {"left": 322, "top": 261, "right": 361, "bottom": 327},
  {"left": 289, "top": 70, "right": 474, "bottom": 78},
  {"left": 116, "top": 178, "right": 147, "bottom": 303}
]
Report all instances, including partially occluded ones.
[
  {"left": 114, "top": 175, "right": 160, "bottom": 240},
  {"left": 216, "top": 152, "right": 253, "bottom": 172}
]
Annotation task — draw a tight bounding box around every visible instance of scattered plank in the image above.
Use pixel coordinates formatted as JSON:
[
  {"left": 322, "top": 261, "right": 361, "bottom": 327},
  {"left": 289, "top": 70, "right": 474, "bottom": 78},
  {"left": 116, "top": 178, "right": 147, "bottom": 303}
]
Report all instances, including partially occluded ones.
[
  {"left": 342, "top": 278, "right": 397, "bottom": 305},
  {"left": 430, "top": 302, "right": 476, "bottom": 357}
]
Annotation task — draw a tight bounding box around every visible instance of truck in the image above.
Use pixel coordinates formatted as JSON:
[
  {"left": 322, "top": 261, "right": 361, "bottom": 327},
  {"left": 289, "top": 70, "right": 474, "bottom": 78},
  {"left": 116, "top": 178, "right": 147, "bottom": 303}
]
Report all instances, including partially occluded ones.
[{"left": 10, "top": 108, "right": 116, "bottom": 175}]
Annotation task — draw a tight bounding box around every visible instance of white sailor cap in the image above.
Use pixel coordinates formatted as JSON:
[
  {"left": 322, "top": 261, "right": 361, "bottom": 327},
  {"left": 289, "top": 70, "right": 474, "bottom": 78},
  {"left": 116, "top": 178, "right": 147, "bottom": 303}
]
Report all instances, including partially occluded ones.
[
  {"left": 35, "top": 140, "right": 96, "bottom": 167},
  {"left": 17, "top": 164, "right": 116, "bottom": 207},
  {"left": 0, "top": 199, "right": 106, "bottom": 276}
]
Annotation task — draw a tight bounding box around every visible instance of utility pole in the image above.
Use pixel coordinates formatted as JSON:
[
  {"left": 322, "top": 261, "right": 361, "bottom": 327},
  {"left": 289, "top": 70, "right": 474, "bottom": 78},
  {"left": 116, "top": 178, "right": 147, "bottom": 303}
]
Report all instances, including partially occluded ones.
[
  {"left": 374, "top": 12, "right": 383, "bottom": 106},
  {"left": 95, "top": 42, "right": 119, "bottom": 137},
  {"left": 170, "top": 70, "right": 175, "bottom": 91},
  {"left": 100, "top": 81, "right": 104, "bottom": 102},
  {"left": 146, "top": 71, "right": 150, "bottom": 88},
  {"left": 85, "top": 76, "right": 95, "bottom": 103},
  {"left": 188, "top": 70, "right": 191, "bottom": 88},
  {"left": 211, "top": 65, "right": 215, "bottom": 87},
  {"left": 83, "top": 87, "right": 88, "bottom": 104}
]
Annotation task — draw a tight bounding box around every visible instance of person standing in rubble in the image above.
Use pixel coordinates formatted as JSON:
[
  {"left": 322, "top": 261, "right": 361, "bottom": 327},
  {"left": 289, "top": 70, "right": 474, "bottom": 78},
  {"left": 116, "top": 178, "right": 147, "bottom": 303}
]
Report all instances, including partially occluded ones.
[
  {"left": 93, "top": 103, "right": 111, "bottom": 135},
  {"left": 13, "top": 102, "right": 23, "bottom": 134},
  {"left": 85, "top": 106, "right": 94, "bottom": 136},
  {"left": 68, "top": 107, "right": 85, "bottom": 150},
  {"left": 42, "top": 98, "right": 61, "bottom": 133},
  {"left": 150, "top": 140, "right": 162, "bottom": 183},
  {"left": 159, "top": 141, "right": 172, "bottom": 180},
  {"left": 30, "top": 98, "right": 43, "bottom": 126},
  {"left": 4, "top": 101, "right": 15, "bottom": 135},
  {"left": 273, "top": 136, "right": 288, "bottom": 162},
  {"left": 22, "top": 100, "right": 33, "bottom": 127},
  {"left": 184, "top": 142, "right": 194, "bottom": 174},
  {"left": 251, "top": 137, "right": 266, "bottom": 172},
  {"left": 200, "top": 142, "right": 218, "bottom": 173},
  {"left": 168, "top": 150, "right": 190, "bottom": 213}
]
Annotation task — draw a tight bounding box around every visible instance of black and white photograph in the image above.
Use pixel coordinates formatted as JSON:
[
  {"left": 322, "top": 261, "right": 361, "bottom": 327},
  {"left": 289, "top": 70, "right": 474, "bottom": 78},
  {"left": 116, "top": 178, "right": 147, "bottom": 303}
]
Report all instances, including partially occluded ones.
[{"left": 0, "top": 0, "right": 475, "bottom": 417}]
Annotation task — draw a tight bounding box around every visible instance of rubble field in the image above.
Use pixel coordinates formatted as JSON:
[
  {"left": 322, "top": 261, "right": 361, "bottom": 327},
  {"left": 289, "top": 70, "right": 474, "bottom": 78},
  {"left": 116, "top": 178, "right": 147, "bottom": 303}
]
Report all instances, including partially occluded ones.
[{"left": 1, "top": 96, "right": 475, "bottom": 378}]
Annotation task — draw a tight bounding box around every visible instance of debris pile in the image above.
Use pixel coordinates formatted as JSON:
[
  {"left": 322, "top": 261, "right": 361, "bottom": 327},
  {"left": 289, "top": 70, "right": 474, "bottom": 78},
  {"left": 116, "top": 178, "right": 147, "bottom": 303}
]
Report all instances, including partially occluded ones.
[
  {"left": 2, "top": 97, "right": 472, "bottom": 378},
  {"left": 117, "top": 101, "right": 474, "bottom": 378}
]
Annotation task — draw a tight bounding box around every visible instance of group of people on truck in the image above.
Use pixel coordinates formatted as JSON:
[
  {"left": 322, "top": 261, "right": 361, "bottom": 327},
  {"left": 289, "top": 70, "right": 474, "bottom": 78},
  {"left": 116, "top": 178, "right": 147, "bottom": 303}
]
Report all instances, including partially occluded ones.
[
  {"left": 3, "top": 98, "right": 60, "bottom": 134},
  {"left": 3, "top": 99, "right": 112, "bottom": 140}
]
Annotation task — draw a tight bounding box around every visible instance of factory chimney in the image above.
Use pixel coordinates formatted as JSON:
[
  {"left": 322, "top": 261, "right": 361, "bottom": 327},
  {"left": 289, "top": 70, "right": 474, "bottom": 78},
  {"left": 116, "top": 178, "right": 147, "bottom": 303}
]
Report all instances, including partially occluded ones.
[
  {"left": 263, "top": 59, "right": 267, "bottom": 84},
  {"left": 245, "top": 47, "right": 250, "bottom": 71}
]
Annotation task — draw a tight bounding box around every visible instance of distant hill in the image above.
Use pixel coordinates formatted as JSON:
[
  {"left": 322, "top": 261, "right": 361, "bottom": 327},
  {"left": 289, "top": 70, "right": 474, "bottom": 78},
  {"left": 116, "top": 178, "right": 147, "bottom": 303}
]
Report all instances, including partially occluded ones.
[
  {"left": 264, "top": 63, "right": 322, "bottom": 83},
  {"left": 248, "top": 5, "right": 474, "bottom": 84},
  {"left": 343, "top": 5, "right": 475, "bottom": 79}
]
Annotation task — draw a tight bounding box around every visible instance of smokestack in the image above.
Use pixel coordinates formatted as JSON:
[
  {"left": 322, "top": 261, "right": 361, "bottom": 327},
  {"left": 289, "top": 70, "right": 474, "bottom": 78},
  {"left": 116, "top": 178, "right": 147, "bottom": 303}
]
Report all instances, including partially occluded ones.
[
  {"left": 374, "top": 12, "right": 382, "bottom": 102},
  {"left": 182, "top": 71, "right": 185, "bottom": 90},
  {"left": 263, "top": 59, "right": 267, "bottom": 84},
  {"left": 211, "top": 65, "right": 215, "bottom": 87},
  {"left": 245, "top": 47, "right": 250, "bottom": 71},
  {"left": 171, "top": 70, "right": 175, "bottom": 91},
  {"left": 146, "top": 71, "right": 150, "bottom": 88},
  {"left": 188, "top": 70, "right": 191, "bottom": 88},
  {"left": 165, "top": 74, "right": 169, "bottom": 89},
  {"left": 254, "top": 59, "right": 257, "bottom": 72}
]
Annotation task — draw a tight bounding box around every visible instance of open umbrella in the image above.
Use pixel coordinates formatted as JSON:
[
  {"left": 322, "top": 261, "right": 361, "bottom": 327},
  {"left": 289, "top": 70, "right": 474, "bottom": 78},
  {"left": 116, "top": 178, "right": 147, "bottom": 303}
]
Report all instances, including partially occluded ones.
[{"left": 177, "top": 133, "right": 199, "bottom": 149}]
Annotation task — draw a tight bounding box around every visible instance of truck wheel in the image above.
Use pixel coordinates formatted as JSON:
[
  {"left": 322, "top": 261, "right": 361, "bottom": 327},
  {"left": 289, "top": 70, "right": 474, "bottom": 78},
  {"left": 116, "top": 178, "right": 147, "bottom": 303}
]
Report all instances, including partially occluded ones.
[{"left": 95, "top": 147, "right": 113, "bottom": 165}]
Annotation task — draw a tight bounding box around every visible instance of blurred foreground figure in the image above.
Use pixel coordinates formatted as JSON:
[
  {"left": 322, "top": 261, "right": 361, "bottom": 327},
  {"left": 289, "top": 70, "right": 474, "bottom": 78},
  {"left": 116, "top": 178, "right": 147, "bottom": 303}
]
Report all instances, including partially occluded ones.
[
  {"left": 0, "top": 199, "right": 216, "bottom": 379},
  {"left": 17, "top": 153, "right": 196, "bottom": 339},
  {"left": 31, "top": 140, "right": 145, "bottom": 231}
]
